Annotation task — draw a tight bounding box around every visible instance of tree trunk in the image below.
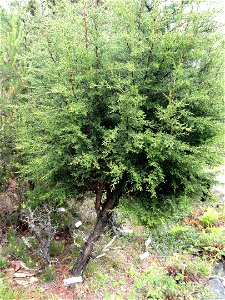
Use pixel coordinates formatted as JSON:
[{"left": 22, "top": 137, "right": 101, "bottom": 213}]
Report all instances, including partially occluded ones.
[{"left": 72, "top": 188, "right": 116, "bottom": 276}]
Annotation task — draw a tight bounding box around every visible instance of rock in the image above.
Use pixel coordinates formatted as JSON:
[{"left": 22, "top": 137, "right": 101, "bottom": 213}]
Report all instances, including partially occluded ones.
[
  {"left": 57, "top": 207, "right": 66, "bottom": 212},
  {"left": 145, "top": 237, "right": 152, "bottom": 248},
  {"left": 63, "top": 276, "right": 83, "bottom": 286},
  {"left": 139, "top": 252, "right": 150, "bottom": 260},
  {"left": 74, "top": 221, "right": 82, "bottom": 228},
  {"left": 208, "top": 278, "right": 225, "bottom": 297},
  {"left": 212, "top": 263, "right": 225, "bottom": 277}
]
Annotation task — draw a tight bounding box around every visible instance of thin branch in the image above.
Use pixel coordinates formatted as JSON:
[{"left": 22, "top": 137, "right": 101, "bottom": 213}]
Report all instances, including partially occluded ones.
[
  {"left": 69, "top": 70, "right": 77, "bottom": 99},
  {"left": 143, "top": 44, "right": 154, "bottom": 81}
]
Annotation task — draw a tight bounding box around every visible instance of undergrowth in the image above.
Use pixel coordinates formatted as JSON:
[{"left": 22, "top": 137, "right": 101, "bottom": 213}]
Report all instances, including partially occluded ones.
[{"left": 0, "top": 194, "right": 224, "bottom": 299}]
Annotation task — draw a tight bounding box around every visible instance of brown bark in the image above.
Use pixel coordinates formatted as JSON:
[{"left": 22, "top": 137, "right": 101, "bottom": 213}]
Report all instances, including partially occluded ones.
[
  {"left": 95, "top": 182, "right": 104, "bottom": 216},
  {"left": 69, "top": 71, "right": 77, "bottom": 99},
  {"left": 72, "top": 188, "right": 116, "bottom": 276},
  {"left": 94, "top": 0, "right": 100, "bottom": 9}
]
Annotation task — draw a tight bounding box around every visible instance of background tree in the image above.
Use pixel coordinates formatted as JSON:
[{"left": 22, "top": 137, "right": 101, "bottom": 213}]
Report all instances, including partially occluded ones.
[
  {"left": 0, "top": 6, "right": 23, "bottom": 194},
  {"left": 16, "top": 0, "right": 224, "bottom": 275}
]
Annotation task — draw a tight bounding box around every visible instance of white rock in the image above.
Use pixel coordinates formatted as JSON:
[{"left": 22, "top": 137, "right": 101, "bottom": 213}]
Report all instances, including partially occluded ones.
[
  {"left": 139, "top": 251, "right": 150, "bottom": 260},
  {"left": 63, "top": 276, "right": 83, "bottom": 286},
  {"left": 74, "top": 221, "right": 82, "bottom": 228},
  {"left": 57, "top": 207, "right": 66, "bottom": 212},
  {"left": 145, "top": 237, "right": 152, "bottom": 248}
]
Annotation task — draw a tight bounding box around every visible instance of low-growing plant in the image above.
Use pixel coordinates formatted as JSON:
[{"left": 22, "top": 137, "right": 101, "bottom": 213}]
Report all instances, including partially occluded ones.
[
  {"left": 0, "top": 278, "right": 24, "bottom": 300},
  {"left": 166, "top": 253, "right": 211, "bottom": 278},
  {"left": 194, "top": 227, "right": 225, "bottom": 259},
  {"left": 40, "top": 265, "right": 56, "bottom": 282},
  {"left": 3, "top": 228, "right": 32, "bottom": 265},
  {"left": 199, "top": 207, "right": 219, "bottom": 227},
  {"left": 187, "top": 257, "right": 211, "bottom": 277},
  {"left": 170, "top": 225, "right": 189, "bottom": 236},
  {"left": 0, "top": 253, "right": 8, "bottom": 270},
  {"left": 49, "top": 240, "right": 65, "bottom": 256},
  {"left": 150, "top": 223, "right": 200, "bottom": 255},
  {"left": 85, "top": 260, "right": 102, "bottom": 279},
  {"left": 196, "top": 228, "right": 225, "bottom": 247},
  {"left": 132, "top": 267, "right": 193, "bottom": 300}
]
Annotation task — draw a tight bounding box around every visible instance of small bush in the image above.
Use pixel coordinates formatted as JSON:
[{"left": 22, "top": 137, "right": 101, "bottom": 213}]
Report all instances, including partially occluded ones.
[
  {"left": 133, "top": 267, "right": 194, "bottom": 300},
  {"left": 199, "top": 207, "right": 219, "bottom": 227},
  {"left": 196, "top": 228, "right": 225, "bottom": 247}
]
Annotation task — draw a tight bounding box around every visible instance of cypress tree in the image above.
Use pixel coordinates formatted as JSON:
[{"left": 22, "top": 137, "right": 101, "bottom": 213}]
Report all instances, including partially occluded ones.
[{"left": 16, "top": 0, "right": 224, "bottom": 275}]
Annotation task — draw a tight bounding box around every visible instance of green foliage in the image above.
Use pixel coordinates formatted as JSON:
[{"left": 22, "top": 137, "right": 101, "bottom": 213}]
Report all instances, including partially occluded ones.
[
  {"left": 132, "top": 266, "right": 195, "bottom": 299},
  {"left": 199, "top": 207, "right": 219, "bottom": 227},
  {"left": 170, "top": 225, "right": 189, "bottom": 236},
  {"left": 0, "top": 6, "right": 24, "bottom": 191},
  {"left": 40, "top": 265, "right": 56, "bottom": 282},
  {"left": 0, "top": 278, "right": 24, "bottom": 300},
  {"left": 3, "top": 228, "right": 34, "bottom": 267},
  {"left": 186, "top": 257, "right": 211, "bottom": 277},
  {"left": 125, "top": 252, "right": 211, "bottom": 299},
  {"left": 12, "top": 0, "right": 223, "bottom": 212},
  {"left": 0, "top": 255, "right": 8, "bottom": 270},
  {"left": 49, "top": 240, "right": 65, "bottom": 256},
  {"left": 150, "top": 223, "right": 200, "bottom": 255},
  {"left": 119, "top": 194, "right": 193, "bottom": 227},
  {"left": 194, "top": 227, "right": 225, "bottom": 259},
  {"left": 0, "top": 0, "right": 224, "bottom": 282}
]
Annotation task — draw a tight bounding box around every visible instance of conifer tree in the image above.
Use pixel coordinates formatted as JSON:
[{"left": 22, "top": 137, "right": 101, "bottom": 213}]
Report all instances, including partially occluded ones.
[
  {"left": 0, "top": 7, "right": 23, "bottom": 192},
  {"left": 16, "top": 0, "right": 224, "bottom": 275}
]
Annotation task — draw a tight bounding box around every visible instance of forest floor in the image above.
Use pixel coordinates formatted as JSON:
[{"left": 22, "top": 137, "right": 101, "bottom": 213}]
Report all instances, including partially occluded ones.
[{"left": 0, "top": 166, "right": 225, "bottom": 300}]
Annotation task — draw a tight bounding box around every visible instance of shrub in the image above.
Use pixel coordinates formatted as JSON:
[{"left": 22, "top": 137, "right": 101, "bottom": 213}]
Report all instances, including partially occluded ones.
[{"left": 199, "top": 207, "right": 219, "bottom": 227}]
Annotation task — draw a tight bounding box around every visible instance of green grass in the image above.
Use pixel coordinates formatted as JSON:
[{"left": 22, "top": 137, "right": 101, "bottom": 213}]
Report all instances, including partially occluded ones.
[
  {"left": 0, "top": 278, "right": 25, "bottom": 300},
  {"left": 2, "top": 228, "right": 36, "bottom": 268}
]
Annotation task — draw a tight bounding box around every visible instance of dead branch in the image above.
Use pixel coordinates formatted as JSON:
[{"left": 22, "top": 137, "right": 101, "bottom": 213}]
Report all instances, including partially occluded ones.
[{"left": 21, "top": 205, "right": 57, "bottom": 264}]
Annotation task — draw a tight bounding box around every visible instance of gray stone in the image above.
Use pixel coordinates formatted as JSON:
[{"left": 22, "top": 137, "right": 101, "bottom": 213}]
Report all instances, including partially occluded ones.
[
  {"left": 212, "top": 263, "right": 225, "bottom": 277},
  {"left": 208, "top": 278, "right": 225, "bottom": 297}
]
